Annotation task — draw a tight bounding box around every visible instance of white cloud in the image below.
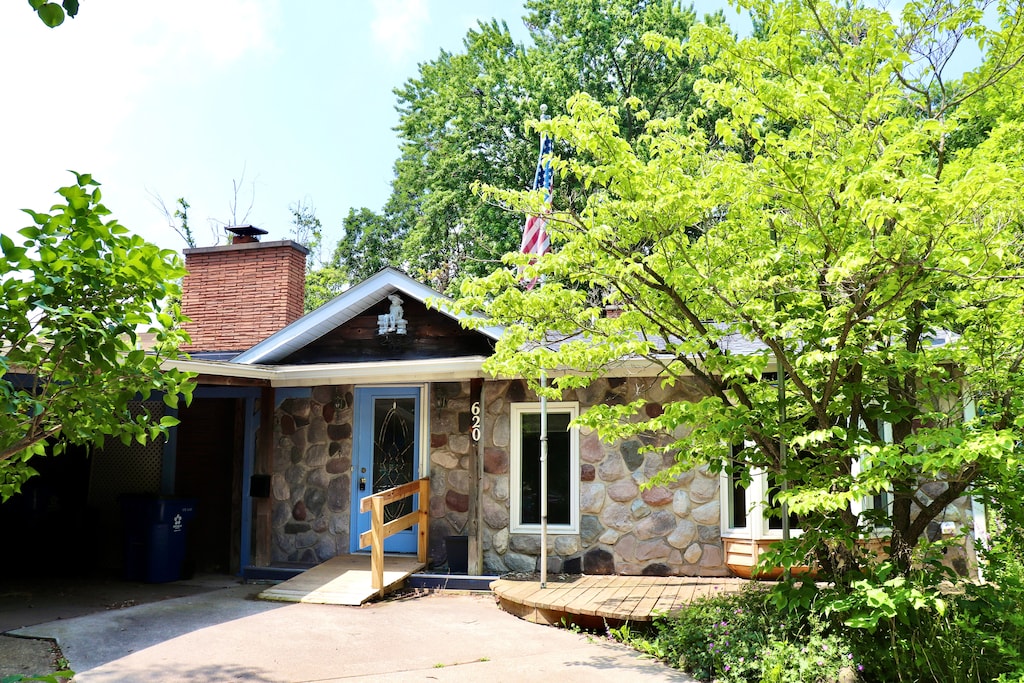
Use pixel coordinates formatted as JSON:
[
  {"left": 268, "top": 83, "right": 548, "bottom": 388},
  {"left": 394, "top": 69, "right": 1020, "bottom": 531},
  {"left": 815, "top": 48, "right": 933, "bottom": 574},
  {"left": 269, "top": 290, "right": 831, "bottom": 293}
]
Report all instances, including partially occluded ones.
[
  {"left": 370, "top": 0, "right": 430, "bottom": 64},
  {"left": 0, "top": 0, "right": 279, "bottom": 239},
  {"left": 131, "top": 0, "right": 280, "bottom": 68}
]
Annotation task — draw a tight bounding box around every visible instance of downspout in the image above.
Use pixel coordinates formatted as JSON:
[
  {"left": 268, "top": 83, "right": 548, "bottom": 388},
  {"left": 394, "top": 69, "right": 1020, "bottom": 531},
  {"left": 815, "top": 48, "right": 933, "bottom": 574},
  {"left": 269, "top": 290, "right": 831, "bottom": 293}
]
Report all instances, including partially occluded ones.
[
  {"left": 779, "top": 363, "right": 789, "bottom": 545},
  {"left": 540, "top": 371, "right": 548, "bottom": 589},
  {"left": 240, "top": 394, "right": 258, "bottom": 571},
  {"left": 963, "top": 398, "right": 989, "bottom": 582}
]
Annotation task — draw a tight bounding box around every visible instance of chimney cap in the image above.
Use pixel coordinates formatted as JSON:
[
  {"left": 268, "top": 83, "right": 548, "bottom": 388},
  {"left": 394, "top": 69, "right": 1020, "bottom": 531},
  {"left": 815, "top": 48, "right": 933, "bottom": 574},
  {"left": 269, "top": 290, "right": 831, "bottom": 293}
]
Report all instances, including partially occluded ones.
[{"left": 226, "top": 225, "right": 268, "bottom": 238}]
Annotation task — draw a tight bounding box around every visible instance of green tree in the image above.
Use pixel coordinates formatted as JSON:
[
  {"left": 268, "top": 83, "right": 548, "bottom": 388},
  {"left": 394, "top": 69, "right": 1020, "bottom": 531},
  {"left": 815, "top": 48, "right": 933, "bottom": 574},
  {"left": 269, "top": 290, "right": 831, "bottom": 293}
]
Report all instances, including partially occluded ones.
[
  {"left": 523, "top": 0, "right": 710, "bottom": 142},
  {"left": 335, "top": 0, "right": 718, "bottom": 293},
  {"left": 0, "top": 174, "right": 194, "bottom": 500},
  {"left": 289, "top": 199, "right": 348, "bottom": 312},
  {"left": 289, "top": 199, "right": 324, "bottom": 268},
  {"left": 455, "top": 0, "right": 1024, "bottom": 584},
  {"left": 332, "top": 207, "right": 403, "bottom": 286}
]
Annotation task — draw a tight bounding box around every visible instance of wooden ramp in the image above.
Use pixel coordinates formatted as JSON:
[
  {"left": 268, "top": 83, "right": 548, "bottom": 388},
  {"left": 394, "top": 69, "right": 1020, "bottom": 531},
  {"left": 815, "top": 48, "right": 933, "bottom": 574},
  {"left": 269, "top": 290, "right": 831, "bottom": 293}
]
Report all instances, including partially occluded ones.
[
  {"left": 258, "top": 554, "right": 424, "bottom": 606},
  {"left": 491, "top": 575, "right": 748, "bottom": 628}
]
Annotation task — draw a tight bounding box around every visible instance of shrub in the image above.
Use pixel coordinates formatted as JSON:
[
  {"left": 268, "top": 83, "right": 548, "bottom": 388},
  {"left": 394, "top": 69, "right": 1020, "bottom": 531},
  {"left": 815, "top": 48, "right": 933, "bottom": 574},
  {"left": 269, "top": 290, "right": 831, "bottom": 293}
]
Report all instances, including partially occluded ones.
[
  {"left": 813, "top": 539, "right": 1024, "bottom": 682},
  {"left": 613, "top": 542, "right": 1024, "bottom": 683},
  {"left": 611, "top": 585, "right": 862, "bottom": 682}
]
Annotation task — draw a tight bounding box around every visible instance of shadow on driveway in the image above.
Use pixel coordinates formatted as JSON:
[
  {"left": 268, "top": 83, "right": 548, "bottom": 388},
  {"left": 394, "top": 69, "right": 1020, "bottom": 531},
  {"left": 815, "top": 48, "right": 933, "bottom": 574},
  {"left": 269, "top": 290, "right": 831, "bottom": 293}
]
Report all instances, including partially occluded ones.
[
  {"left": 12, "top": 587, "right": 695, "bottom": 682},
  {"left": 0, "top": 573, "right": 239, "bottom": 633}
]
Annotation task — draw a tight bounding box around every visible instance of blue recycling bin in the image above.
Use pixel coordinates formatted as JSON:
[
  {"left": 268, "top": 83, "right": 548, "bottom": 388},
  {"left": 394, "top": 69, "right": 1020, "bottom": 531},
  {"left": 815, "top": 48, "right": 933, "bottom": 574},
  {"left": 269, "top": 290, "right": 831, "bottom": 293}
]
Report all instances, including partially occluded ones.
[{"left": 121, "top": 495, "right": 197, "bottom": 583}]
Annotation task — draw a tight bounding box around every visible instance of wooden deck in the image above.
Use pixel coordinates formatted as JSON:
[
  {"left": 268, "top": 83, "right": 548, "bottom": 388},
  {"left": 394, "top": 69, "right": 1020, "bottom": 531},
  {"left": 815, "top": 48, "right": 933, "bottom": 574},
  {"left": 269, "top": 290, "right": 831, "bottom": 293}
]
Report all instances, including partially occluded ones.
[
  {"left": 258, "top": 554, "right": 424, "bottom": 606},
  {"left": 491, "top": 575, "right": 747, "bottom": 628}
]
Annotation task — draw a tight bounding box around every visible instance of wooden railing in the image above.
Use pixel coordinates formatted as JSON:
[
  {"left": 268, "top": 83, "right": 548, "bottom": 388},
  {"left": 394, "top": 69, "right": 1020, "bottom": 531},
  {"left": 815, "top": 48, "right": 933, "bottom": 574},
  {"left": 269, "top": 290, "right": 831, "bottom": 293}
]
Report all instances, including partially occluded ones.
[{"left": 358, "top": 477, "right": 430, "bottom": 597}]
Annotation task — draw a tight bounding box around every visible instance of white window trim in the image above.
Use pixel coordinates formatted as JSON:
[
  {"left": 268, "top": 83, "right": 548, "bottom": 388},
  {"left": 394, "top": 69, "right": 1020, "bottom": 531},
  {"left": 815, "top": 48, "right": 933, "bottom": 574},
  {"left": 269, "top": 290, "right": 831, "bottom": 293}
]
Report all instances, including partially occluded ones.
[
  {"left": 720, "top": 465, "right": 804, "bottom": 541},
  {"left": 962, "top": 398, "right": 989, "bottom": 569},
  {"left": 510, "top": 401, "right": 580, "bottom": 535},
  {"left": 850, "top": 450, "right": 893, "bottom": 531},
  {"left": 721, "top": 461, "right": 754, "bottom": 540},
  {"left": 721, "top": 422, "right": 896, "bottom": 540}
]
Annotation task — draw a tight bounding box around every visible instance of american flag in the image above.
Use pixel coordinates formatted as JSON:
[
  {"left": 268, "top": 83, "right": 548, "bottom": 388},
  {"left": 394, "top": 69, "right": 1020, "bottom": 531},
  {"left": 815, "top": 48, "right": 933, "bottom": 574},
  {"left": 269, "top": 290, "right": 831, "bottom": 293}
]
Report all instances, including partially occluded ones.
[{"left": 520, "top": 131, "right": 554, "bottom": 289}]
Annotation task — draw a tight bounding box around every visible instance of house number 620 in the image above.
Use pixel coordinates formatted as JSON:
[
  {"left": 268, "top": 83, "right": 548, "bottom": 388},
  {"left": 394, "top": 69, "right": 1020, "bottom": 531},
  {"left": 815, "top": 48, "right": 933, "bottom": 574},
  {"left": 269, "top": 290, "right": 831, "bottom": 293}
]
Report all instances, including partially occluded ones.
[{"left": 470, "top": 401, "right": 481, "bottom": 441}]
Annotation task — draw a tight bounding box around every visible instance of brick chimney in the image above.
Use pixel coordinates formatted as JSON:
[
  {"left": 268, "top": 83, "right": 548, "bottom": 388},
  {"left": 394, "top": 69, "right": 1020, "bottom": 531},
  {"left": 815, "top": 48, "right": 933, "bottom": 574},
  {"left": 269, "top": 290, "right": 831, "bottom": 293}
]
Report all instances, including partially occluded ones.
[{"left": 181, "top": 227, "right": 309, "bottom": 355}]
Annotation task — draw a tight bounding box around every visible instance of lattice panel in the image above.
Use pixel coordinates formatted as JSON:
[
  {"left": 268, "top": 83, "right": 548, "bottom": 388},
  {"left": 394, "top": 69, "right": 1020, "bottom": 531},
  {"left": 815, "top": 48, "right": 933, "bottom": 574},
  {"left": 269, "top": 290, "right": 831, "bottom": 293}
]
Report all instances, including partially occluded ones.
[{"left": 87, "top": 400, "right": 165, "bottom": 512}]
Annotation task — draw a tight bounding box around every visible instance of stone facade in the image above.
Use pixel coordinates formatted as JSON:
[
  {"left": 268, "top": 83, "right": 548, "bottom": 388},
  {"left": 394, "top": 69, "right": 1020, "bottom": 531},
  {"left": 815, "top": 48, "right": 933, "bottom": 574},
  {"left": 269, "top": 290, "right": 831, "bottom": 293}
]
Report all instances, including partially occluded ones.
[
  {"left": 426, "top": 381, "right": 475, "bottom": 566},
  {"left": 915, "top": 483, "right": 981, "bottom": 577},
  {"left": 479, "top": 376, "right": 729, "bottom": 577},
  {"left": 268, "top": 374, "right": 725, "bottom": 576},
  {"left": 271, "top": 385, "right": 354, "bottom": 564},
  {"left": 266, "top": 375, "right": 977, "bottom": 579}
]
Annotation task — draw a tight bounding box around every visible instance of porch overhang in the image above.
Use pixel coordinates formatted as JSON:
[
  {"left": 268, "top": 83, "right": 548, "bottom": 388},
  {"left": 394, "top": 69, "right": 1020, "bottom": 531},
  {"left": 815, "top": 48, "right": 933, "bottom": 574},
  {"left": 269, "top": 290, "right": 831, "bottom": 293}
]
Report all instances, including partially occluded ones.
[
  {"left": 164, "top": 356, "right": 492, "bottom": 387},
  {"left": 170, "top": 355, "right": 678, "bottom": 385}
]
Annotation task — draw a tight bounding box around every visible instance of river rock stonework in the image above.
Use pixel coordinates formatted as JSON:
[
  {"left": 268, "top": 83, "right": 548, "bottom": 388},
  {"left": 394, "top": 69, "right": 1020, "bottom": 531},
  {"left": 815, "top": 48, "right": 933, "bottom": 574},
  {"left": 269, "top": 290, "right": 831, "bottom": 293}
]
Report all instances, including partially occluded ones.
[
  {"left": 428, "top": 381, "right": 474, "bottom": 566},
  {"left": 264, "top": 377, "right": 975, "bottom": 578},
  {"left": 913, "top": 483, "right": 981, "bottom": 577},
  {"left": 272, "top": 385, "right": 354, "bottom": 564},
  {"left": 480, "top": 376, "right": 729, "bottom": 577}
]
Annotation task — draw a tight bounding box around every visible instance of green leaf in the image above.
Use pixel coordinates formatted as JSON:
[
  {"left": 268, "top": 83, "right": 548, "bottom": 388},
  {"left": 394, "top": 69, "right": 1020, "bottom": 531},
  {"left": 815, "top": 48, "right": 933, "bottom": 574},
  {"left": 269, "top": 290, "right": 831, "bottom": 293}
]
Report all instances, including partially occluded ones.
[
  {"left": 1, "top": 172, "right": 194, "bottom": 499},
  {"left": 36, "top": 3, "right": 65, "bottom": 27},
  {"left": 62, "top": 0, "right": 79, "bottom": 17}
]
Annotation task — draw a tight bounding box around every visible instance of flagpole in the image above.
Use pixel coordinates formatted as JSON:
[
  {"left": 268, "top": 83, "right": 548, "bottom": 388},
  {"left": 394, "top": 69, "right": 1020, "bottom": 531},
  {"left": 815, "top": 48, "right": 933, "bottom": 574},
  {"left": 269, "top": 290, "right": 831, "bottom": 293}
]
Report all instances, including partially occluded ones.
[
  {"left": 540, "top": 369, "right": 548, "bottom": 589},
  {"left": 537, "top": 104, "right": 550, "bottom": 590},
  {"left": 521, "top": 104, "right": 552, "bottom": 588}
]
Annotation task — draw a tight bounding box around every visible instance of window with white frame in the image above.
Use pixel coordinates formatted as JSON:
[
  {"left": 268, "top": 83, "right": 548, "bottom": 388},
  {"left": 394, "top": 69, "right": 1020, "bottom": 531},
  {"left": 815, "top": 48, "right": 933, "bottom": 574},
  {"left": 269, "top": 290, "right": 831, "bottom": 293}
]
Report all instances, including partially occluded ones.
[
  {"left": 510, "top": 402, "right": 579, "bottom": 534},
  {"left": 721, "top": 442, "right": 803, "bottom": 540},
  {"left": 723, "top": 425, "right": 894, "bottom": 539},
  {"left": 720, "top": 372, "right": 804, "bottom": 539},
  {"left": 850, "top": 421, "right": 893, "bottom": 529}
]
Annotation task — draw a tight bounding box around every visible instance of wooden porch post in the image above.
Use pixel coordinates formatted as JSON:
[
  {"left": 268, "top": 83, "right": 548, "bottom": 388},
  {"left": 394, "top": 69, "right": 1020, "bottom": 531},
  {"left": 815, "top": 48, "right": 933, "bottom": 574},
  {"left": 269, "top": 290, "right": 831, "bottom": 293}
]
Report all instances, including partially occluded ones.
[
  {"left": 468, "top": 378, "right": 483, "bottom": 575},
  {"left": 370, "top": 496, "right": 385, "bottom": 596},
  {"left": 418, "top": 476, "right": 430, "bottom": 564},
  {"left": 253, "top": 386, "right": 275, "bottom": 567}
]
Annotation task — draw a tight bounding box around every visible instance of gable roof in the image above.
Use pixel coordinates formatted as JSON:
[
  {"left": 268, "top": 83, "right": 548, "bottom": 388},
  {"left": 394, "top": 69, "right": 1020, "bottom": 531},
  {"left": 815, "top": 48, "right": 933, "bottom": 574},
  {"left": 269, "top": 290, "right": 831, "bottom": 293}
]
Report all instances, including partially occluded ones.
[{"left": 232, "top": 267, "right": 502, "bottom": 365}]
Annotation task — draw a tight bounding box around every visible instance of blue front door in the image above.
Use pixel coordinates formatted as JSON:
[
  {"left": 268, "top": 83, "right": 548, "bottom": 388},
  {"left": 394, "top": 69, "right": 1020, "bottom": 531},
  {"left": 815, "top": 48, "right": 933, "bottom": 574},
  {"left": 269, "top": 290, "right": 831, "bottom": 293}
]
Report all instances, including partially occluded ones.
[{"left": 351, "top": 387, "right": 421, "bottom": 554}]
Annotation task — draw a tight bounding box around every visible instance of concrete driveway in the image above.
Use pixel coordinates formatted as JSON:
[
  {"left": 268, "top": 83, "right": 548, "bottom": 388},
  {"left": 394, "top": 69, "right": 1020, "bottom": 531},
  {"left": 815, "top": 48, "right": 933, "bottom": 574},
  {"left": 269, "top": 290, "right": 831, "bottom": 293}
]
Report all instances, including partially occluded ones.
[{"left": 13, "top": 584, "right": 695, "bottom": 682}]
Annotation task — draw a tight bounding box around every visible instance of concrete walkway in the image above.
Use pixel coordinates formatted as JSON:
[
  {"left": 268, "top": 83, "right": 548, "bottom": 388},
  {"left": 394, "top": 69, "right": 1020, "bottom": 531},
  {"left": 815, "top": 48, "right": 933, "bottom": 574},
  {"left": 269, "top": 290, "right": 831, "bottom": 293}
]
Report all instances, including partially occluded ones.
[{"left": 13, "top": 583, "right": 695, "bottom": 682}]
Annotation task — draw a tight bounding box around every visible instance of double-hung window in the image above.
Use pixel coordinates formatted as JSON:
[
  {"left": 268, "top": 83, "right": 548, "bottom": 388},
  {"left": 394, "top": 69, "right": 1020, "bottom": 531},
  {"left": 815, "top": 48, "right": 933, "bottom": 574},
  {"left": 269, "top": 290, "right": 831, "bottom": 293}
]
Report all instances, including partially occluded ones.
[
  {"left": 850, "top": 421, "right": 893, "bottom": 529},
  {"left": 510, "top": 402, "right": 579, "bottom": 534},
  {"left": 722, "top": 442, "right": 803, "bottom": 540},
  {"left": 723, "top": 420, "right": 895, "bottom": 538}
]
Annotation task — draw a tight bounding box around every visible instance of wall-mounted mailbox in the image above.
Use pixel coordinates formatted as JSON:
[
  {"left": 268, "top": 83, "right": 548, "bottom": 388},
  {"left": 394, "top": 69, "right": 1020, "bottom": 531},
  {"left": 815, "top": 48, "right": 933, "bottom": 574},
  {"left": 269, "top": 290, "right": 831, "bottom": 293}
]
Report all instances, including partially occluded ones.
[{"left": 250, "top": 474, "right": 271, "bottom": 498}]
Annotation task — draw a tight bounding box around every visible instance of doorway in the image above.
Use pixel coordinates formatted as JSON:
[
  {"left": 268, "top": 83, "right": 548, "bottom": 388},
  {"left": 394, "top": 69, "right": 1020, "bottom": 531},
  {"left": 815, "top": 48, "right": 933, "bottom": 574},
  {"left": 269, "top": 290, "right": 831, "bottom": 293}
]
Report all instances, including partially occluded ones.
[
  {"left": 174, "top": 397, "right": 240, "bottom": 574},
  {"left": 350, "top": 386, "right": 421, "bottom": 554}
]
